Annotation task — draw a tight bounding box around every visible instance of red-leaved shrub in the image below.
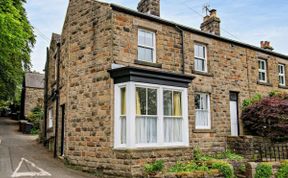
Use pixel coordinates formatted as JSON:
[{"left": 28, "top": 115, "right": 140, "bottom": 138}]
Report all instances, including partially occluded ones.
[{"left": 241, "top": 93, "right": 288, "bottom": 141}]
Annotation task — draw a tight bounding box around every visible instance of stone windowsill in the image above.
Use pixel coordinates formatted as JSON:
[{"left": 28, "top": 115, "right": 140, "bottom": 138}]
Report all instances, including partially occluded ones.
[
  {"left": 192, "top": 70, "right": 213, "bottom": 77},
  {"left": 278, "top": 85, "right": 288, "bottom": 89},
  {"left": 134, "top": 60, "right": 162, "bottom": 68},
  {"left": 192, "top": 129, "right": 216, "bottom": 133},
  {"left": 257, "top": 81, "right": 272, "bottom": 87},
  {"left": 113, "top": 145, "right": 192, "bottom": 152}
]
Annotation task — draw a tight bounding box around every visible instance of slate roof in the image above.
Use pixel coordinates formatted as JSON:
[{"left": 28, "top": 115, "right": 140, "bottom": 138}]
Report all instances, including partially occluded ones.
[{"left": 25, "top": 72, "right": 45, "bottom": 89}]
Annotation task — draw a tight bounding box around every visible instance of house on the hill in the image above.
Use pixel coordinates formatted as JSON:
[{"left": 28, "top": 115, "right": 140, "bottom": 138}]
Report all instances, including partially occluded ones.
[
  {"left": 20, "top": 72, "right": 44, "bottom": 119},
  {"left": 44, "top": 0, "right": 288, "bottom": 176}
]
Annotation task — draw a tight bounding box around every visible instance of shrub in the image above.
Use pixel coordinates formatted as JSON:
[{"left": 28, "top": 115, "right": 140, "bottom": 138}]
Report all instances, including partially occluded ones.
[
  {"left": 193, "top": 147, "right": 214, "bottom": 161},
  {"left": 241, "top": 93, "right": 288, "bottom": 141},
  {"left": 169, "top": 161, "right": 209, "bottom": 173},
  {"left": 242, "top": 93, "right": 262, "bottom": 108},
  {"left": 276, "top": 161, "right": 288, "bottom": 178},
  {"left": 27, "top": 106, "right": 43, "bottom": 133},
  {"left": 255, "top": 163, "right": 272, "bottom": 178},
  {"left": 211, "top": 161, "right": 234, "bottom": 178},
  {"left": 144, "top": 160, "right": 164, "bottom": 175},
  {"left": 213, "top": 150, "right": 243, "bottom": 161}
]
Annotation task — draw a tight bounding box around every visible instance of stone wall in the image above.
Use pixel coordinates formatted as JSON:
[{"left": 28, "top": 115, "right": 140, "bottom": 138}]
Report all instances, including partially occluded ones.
[
  {"left": 45, "top": 0, "right": 288, "bottom": 177},
  {"left": 226, "top": 136, "right": 271, "bottom": 160},
  {"left": 24, "top": 87, "right": 44, "bottom": 117}
]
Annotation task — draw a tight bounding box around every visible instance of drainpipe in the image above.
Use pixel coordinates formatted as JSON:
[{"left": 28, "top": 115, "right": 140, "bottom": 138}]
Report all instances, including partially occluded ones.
[
  {"left": 54, "top": 42, "right": 61, "bottom": 158},
  {"left": 44, "top": 48, "right": 49, "bottom": 145},
  {"left": 175, "top": 26, "right": 185, "bottom": 74}
]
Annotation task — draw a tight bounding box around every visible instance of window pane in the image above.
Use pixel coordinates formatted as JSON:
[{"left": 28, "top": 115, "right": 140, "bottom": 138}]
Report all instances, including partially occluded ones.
[
  {"left": 195, "top": 94, "right": 200, "bottom": 109},
  {"left": 121, "top": 116, "right": 126, "bottom": 144},
  {"left": 280, "top": 76, "right": 284, "bottom": 85},
  {"left": 138, "top": 30, "right": 145, "bottom": 45},
  {"left": 120, "top": 87, "right": 126, "bottom": 115},
  {"left": 164, "top": 90, "right": 172, "bottom": 116},
  {"left": 138, "top": 47, "right": 153, "bottom": 62},
  {"left": 196, "top": 110, "right": 209, "bottom": 128},
  {"left": 145, "top": 32, "right": 153, "bottom": 47},
  {"left": 136, "top": 116, "right": 157, "bottom": 144},
  {"left": 148, "top": 89, "right": 157, "bottom": 115},
  {"left": 173, "top": 91, "right": 182, "bottom": 116},
  {"left": 195, "top": 58, "right": 205, "bottom": 72},
  {"left": 164, "top": 117, "right": 182, "bottom": 143},
  {"left": 136, "top": 87, "right": 147, "bottom": 115},
  {"left": 194, "top": 45, "right": 199, "bottom": 57}
]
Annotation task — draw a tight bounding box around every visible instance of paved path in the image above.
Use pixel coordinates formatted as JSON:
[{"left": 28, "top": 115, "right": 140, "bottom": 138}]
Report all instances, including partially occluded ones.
[{"left": 0, "top": 117, "right": 94, "bottom": 178}]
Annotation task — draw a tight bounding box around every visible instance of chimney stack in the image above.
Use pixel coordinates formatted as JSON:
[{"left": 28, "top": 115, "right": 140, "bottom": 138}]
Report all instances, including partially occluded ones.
[
  {"left": 137, "top": 0, "right": 160, "bottom": 17},
  {"left": 260, "top": 41, "right": 273, "bottom": 51},
  {"left": 200, "top": 9, "right": 221, "bottom": 36}
]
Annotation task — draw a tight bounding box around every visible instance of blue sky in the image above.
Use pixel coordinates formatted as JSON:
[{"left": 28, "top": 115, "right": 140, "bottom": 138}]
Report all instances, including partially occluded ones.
[{"left": 25, "top": 0, "right": 288, "bottom": 72}]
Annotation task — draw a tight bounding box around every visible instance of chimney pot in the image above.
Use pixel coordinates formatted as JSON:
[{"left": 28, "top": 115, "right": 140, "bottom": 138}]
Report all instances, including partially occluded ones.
[
  {"left": 137, "top": 0, "right": 160, "bottom": 17},
  {"left": 260, "top": 41, "right": 273, "bottom": 51}
]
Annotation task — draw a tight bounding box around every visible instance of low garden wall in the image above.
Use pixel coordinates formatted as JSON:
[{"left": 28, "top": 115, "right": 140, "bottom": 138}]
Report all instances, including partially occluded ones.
[{"left": 226, "top": 136, "right": 271, "bottom": 160}]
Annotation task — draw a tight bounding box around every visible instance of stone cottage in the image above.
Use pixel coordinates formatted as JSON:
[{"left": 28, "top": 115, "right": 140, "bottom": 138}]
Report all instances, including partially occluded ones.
[
  {"left": 44, "top": 0, "right": 288, "bottom": 176},
  {"left": 20, "top": 72, "right": 44, "bottom": 119}
]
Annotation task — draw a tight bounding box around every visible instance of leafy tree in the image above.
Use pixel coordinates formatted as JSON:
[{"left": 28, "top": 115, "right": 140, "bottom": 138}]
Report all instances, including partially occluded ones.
[
  {"left": 241, "top": 93, "right": 288, "bottom": 141},
  {"left": 0, "top": 0, "right": 35, "bottom": 102}
]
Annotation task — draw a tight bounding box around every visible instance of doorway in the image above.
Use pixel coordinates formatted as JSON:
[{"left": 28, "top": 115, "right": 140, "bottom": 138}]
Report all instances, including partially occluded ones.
[
  {"left": 60, "top": 104, "right": 65, "bottom": 156},
  {"left": 229, "top": 92, "right": 239, "bottom": 136}
]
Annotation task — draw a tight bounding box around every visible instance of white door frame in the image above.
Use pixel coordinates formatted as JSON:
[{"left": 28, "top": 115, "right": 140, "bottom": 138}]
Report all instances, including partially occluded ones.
[{"left": 229, "top": 92, "right": 239, "bottom": 136}]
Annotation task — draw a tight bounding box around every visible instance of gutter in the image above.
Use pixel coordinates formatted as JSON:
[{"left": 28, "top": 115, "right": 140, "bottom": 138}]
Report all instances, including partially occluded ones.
[
  {"left": 44, "top": 48, "right": 49, "bottom": 144},
  {"left": 175, "top": 26, "right": 185, "bottom": 74},
  {"left": 54, "top": 42, "right": 61, "bottom": 158},
  {"left": 110, "top": 3, "right": 288, "bottom": 59}
]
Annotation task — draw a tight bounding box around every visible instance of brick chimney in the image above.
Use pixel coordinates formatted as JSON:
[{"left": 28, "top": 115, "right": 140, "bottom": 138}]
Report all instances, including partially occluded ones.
[
  {"left": 137, "top": 0, "right": 160, "bottom": 17},
  {"left": 260, "top": 41, "right": 273, "bottom": 51},
  {"left": 200, "top": 9, "right": 221, "bottom": 36}
]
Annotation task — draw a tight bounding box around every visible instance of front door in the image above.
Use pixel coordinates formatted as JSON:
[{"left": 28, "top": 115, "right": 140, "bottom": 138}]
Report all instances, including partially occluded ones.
[{"left": 229, "top": 92, "right": 239, "bottom": 136}]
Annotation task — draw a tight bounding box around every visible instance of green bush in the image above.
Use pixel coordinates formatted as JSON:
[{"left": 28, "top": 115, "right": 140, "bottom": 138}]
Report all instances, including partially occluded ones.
[
  {"left": 27, "top": 106, "right": 43, "bottom": 132},
  {"left": 144, "top": 160, "right": 164, "bottom": 175},
  {"left": 193, "top": 147, "right": 214, "bottom": 161},
  {"left": 242, "top": 93, "right": 262, "bottom": 108},
  {"left": 276, "top": 162, "right": 288, "bottom": 178},
  {"left": 255, "top": 163, "right": 272, "bottom": 178},
  {"left": 169, "top": 161, "right": 209, "bottom": 173},
  {"left": 213, "top": 150, "right": 243, "bottom": 161},
  {"left": 211, "top": 161, "right": 234, "bottom": 178}
]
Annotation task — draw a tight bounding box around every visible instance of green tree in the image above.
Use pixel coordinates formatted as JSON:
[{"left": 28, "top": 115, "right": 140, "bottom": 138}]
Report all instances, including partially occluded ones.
[{"left": 0, "top": 0, "right": 35, "bottom": 102}]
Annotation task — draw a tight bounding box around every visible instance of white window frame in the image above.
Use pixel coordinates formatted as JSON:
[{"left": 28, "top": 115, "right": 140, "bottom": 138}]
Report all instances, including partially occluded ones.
[
  {"left": 138, "top": 29, "right": 156, "bottom": 63},
  {"left": 195, "top": 93, "right": 211, "bottom": 129},
  {"left": 258, "top": 59, "right": 267, "bottom": 83},
  {"left": 194, "top": 43, "right": 208, "bottom": 72},
  {"left": 279, "top": 64, "right": 286, "bottom": 86},
  {"left": 114, "top": 82, "right": 189, "bottom": 149},
  {"left": 48, "top": 108, "right": 53, "bottom": 128}
]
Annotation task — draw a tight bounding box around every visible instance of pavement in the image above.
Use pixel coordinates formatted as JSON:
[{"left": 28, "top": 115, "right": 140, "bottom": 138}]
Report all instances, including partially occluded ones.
[{"left": 0, "top": 117, "right": 95, "bottom": 178}]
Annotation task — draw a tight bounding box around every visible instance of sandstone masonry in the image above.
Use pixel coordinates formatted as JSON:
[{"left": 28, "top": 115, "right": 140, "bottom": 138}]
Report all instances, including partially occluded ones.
[{"left": 44, "top": 0, "right": 288, "bottom": 177}]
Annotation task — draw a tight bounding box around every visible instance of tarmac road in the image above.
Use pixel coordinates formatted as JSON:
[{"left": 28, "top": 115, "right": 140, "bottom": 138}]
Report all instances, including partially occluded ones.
[{"left": 0, "top": 117, "right": 94, "bottom": 178}]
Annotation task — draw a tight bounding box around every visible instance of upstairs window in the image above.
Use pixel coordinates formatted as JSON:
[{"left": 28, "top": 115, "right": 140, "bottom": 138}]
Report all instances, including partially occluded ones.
[
  {"left": 258, "top": 59, "right": 267, "bottom": 82},
  {"left": 279, "top": 64, "right": 286, "bottom": 86},
  {"left": 195, "top": 93, "right": 210, "bottom": 129},
  {"left": 138, "top": 29, "right": 156, "bottom": 63},
  {"left": 194, "top": 44, "right": 207, "bottom": 72}
]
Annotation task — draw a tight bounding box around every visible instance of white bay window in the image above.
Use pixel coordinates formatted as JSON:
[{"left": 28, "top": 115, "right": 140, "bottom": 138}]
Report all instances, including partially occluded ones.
[{"left": 114, "top": 82, "right": 188, "bottom": 148}]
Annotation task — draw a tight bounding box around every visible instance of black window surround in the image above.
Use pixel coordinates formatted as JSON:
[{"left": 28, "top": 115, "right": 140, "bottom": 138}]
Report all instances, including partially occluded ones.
[{"left": 108, "top": 66, "right": 195, "bottom": 88}]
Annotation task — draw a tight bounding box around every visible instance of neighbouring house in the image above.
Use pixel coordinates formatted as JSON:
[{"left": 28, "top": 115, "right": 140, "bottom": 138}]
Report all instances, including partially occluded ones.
[
  {"left": 44, "top": 0, "right": 288, "bottom": 176},
  {"left": 20, "top": 72, "right": 45, "bottom": 119}
]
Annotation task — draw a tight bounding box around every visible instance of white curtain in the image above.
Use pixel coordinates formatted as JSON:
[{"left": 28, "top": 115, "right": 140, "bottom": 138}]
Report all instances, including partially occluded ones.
[
  {"left": 136, "top": 116, "right": 157, "bottom": 144},
  {"left": 196, "top": 110, "right": 209, "bottom": 128},
  {"left": 164, "top": 117, "right": 182, "bottom": 143}
]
